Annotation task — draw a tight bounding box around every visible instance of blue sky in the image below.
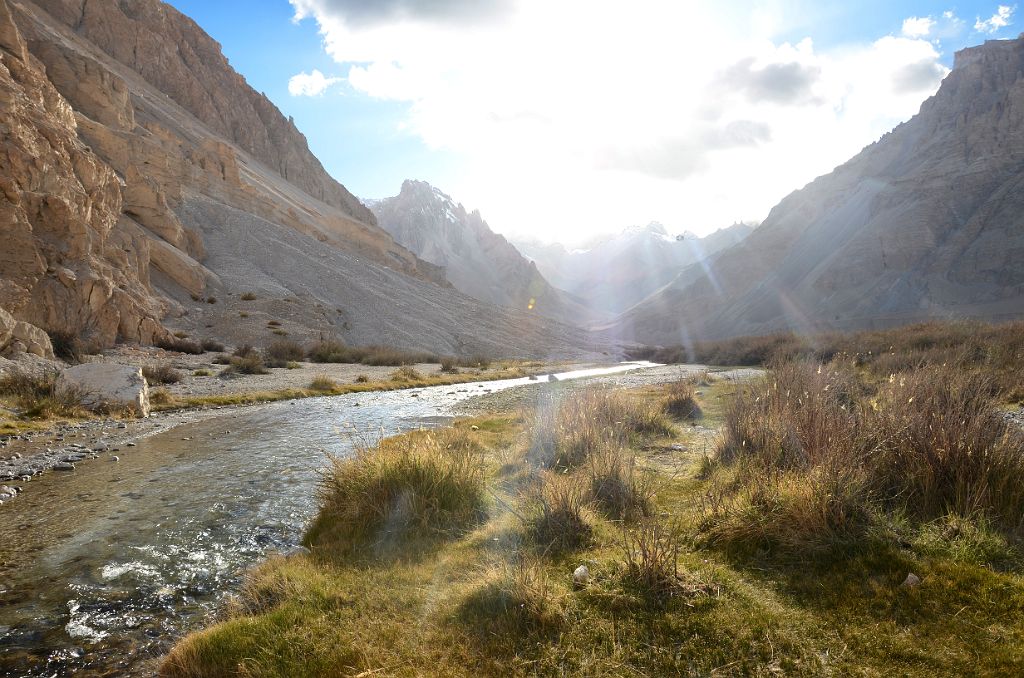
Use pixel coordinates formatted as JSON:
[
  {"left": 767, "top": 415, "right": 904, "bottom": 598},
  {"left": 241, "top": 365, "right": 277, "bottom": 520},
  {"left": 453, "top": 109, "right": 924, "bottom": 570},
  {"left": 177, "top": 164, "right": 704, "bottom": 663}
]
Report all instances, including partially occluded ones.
[{"left": 164, "top": 1, "right": 1020, "bottom": 243}]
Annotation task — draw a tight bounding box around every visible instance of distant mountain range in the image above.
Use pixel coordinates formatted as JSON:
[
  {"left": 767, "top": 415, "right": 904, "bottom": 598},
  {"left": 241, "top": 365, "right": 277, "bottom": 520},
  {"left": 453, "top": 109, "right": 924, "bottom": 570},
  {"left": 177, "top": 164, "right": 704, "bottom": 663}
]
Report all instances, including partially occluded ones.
[
  {"left": 514, "top": 222, "right": 754, "bottom": 314},
  {"left": 369, "top": 180, "right": 597, "bottom": 322},
  {"left": 611, "top": 34, "right": 1024, "bottom": 345}
]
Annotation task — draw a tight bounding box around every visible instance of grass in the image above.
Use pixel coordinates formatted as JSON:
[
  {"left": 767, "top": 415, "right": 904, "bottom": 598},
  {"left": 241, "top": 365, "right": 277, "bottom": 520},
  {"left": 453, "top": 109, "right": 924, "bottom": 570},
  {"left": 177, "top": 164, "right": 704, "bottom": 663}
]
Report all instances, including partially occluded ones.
[
  {"left": 164, "top": 327, "right": 1024, "bottom": 676},
  {"left": 307, "top": 374, "right": 337, "bottom": 392},
  {"left": 0, "top": 371, "right": 87, "bottom": 420},
  {"left": 240, "top": 292, "right": 257, "bottom": 301}
]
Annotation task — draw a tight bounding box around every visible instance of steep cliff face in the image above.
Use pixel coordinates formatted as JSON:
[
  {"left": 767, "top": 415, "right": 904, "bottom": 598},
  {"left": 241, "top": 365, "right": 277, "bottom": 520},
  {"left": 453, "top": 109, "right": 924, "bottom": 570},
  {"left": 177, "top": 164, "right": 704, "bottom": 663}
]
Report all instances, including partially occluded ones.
[
  {"left": 0, "top": 0, "right": 164, "bottom": 347},
  {"left": 613, "top": 34, "right": 1024, "bottom": 345},
  {"left": 515, "top": 222, "right": 753, "bottom": 314},
  {"left": 372, "top": 180, "right": 598, "bottom": 323},
  {"left": 35, "top": 0, "right": 372, "bottom": 223}
]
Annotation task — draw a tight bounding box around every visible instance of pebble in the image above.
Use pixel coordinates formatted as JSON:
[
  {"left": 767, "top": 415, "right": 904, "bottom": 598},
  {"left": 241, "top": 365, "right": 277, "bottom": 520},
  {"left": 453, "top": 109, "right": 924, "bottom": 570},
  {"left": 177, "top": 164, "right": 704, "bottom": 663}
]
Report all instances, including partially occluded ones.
[
  {"left": 54, "top": 463, "right": 75, "bottom": 472},
  {"left": 111, "top": 456, "right": 120, "bottom": 462},
  {"left": 573, "top": 565, "right": 591, "bottom": 586},
  {"left": 902, "top": 572, "right": 921, "bottom": 588},
  {"left": 127, "top": 443, "right": 136, "bottom": 448}
]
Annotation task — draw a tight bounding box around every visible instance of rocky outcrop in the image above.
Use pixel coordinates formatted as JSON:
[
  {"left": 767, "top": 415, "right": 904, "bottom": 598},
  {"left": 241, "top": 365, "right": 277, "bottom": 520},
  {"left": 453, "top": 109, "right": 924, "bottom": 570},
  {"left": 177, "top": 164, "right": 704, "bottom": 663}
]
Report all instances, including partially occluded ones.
[
  {"left": 613, "top": 34, "right": 1024, "bottom": 344},
  {"left": 0, "top": 306, "right": 54, "bottom": 358},
  {"left": 516, "top": 222, "right": 754, "bottom": 314},
  {"left": 58, "top": 362, "right": 149, "bottom": 416},
  {"left": 371, "top": 180, "right": 597, "bottom": 323},
  {"left": 0, "top": 0, "right": 167, "bottom": 347}
]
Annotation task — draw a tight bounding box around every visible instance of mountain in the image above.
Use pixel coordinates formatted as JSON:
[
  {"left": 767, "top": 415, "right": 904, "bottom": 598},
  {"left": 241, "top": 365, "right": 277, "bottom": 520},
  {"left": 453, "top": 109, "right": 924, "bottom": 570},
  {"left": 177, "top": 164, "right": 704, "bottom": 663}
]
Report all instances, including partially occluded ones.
[
  {"left": 612, "top": 34, "right": 1024, "bottom": 345},
  {"left": 0, "top": 0, "right": 595, "bottom": 357},
  {"left": 515, "top": 222, "right": 754, "bottom": 314},
  {"left": 370, "top": 180, "right": 600, "bottom": 323}
]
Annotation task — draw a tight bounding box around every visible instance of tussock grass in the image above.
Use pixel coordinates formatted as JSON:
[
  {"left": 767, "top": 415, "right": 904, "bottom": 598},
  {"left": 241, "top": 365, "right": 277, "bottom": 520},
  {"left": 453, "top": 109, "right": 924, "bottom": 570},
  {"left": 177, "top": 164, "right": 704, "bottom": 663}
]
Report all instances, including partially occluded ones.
[
  {"left": 143, "top": 364, "right": 182, "bottom": 385},
  {"left": 529, "top": 388, "right": 673, "bottom": 470},
  {"left": 390, "top": 365, "right": 424, "bottom": 382},
  {"left": 586, "top": 443, "right": 653, "bottom": 520},
  {"left": 307, "top": 374, "right": 338, "bottom": 392},
  {"left": 703, "top": 359, "right": 1024, "bottom": 558},
  {"left": 220, "top": 355, "right": 268, "bottom": 376},
  {"left": 662, "top": 379, "right": 702, "bottom": 420},
  {"left": 526, "top": 473, "right": 593, "bottom": 553},
  {"left": 200, "top": 339, "right": 225, "bottom": 353},
  {"left": 457, "top": 558, "right": 564, "bottom": 637},
  {"left": 306, "top": 427, "right": 488, "bottom": 551},
  {"left": 307, "top": 339, "right": 438, "bottom": 366}
]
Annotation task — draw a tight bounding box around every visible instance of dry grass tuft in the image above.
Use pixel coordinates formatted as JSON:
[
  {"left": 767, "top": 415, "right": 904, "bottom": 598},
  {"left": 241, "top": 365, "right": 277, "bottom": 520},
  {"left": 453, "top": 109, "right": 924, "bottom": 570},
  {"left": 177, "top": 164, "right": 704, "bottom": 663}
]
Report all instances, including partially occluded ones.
[
  {"left": 527, "top": 473, "right": 593, "bottom": 553},
  {"left": 143, "top": 364, "right": 182, "bottom": 385},
  {"left": 308, "top": 374, "right": 338, "bottom": 392}
]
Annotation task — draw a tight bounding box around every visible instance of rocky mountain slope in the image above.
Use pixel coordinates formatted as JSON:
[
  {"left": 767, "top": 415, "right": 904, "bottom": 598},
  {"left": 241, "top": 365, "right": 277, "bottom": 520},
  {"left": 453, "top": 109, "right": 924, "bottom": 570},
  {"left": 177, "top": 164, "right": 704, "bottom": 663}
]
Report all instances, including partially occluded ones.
[
  {"left": 515, "top": 222, "right": 753, "bottom": 314},
  {"left": 612, "top": 34, "right": 1024, "bottom": 345},
  {"left": 0, "top": 0, "right": 596, "bottom": 357},
  {"left": 370, "top": 180, "right": 598, "bottom": 323}
]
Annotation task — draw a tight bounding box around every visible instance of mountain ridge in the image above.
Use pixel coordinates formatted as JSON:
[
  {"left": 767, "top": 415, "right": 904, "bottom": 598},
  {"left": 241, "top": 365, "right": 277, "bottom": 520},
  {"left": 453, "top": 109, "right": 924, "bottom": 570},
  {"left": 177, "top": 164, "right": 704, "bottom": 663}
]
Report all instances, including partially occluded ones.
[{"left": 611, "top": 33, "right": 1024, "bottom": 345}]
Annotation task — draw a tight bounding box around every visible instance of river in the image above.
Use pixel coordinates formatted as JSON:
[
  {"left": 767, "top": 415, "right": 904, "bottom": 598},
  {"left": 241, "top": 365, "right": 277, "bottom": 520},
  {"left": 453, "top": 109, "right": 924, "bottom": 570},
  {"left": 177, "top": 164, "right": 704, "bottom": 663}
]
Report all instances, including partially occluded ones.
[{"left": 0, "top": 362, "right": 657, "bottom": 676}]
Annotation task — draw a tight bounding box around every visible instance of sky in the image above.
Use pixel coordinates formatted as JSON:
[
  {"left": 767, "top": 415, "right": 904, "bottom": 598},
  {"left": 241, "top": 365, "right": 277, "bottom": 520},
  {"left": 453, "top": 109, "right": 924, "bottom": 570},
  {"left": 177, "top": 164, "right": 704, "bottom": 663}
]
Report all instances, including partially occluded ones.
[{"left": 164, "top": 1, "right": 1020, "bottom": 245}]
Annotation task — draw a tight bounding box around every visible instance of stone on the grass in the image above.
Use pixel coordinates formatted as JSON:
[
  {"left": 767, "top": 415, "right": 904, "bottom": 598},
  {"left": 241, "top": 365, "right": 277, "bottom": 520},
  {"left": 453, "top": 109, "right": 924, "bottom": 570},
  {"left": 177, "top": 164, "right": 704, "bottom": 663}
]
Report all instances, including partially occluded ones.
[
  {"left": 58, "top": 364, "right": 150, "bottom": 417},
  {"left": 573, "top": 565, "right": 591, "bottom": 586},
  {"left": 901, "top": 572, "right": 921, "bottom": 588}
]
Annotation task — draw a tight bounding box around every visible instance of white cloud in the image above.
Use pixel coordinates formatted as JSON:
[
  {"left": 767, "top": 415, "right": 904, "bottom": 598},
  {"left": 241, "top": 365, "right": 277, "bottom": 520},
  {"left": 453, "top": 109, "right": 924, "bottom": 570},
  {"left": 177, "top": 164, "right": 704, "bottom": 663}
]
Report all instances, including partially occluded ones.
[
  {"left": 287, "top": 69, "right": 343, "bottom": 96},
  {"left": 975, "top": 5, "right": 1015, "bottom": 33},
  {"left": 902, "top": 16, "right": 935, "bottom": 37},
  {"left": 290, "top": 0, "right": 950, "bottom": 243}
]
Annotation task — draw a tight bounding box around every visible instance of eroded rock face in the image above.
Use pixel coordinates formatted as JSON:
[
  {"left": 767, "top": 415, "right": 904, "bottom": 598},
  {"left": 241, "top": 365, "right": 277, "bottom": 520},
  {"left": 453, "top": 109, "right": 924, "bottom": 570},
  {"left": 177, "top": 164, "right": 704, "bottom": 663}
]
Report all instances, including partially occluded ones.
[
  {"left": 58, "top": 362, "right": 149, "bottom": 416},
  {"left": 0, "top": 306, "right": 54, "bottom": 358},
  {"left": 0, "top": 0, "right": 166, "bottom": 347}
]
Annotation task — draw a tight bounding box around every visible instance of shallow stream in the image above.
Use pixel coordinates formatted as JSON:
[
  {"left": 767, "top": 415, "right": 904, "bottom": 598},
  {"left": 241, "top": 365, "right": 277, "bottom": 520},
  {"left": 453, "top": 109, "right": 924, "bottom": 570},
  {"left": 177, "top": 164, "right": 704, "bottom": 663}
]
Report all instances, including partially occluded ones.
[{"left": 0, "top": 363, "right": 655, "bottom": 676}]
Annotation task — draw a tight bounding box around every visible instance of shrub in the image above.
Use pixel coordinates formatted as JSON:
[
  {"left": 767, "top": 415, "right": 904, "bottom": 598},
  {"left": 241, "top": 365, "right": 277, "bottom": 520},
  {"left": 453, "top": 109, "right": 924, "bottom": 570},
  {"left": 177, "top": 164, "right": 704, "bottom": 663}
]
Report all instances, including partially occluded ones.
[
  {"left": 527, "top": 473, "right": 592, "bottom": 553},
  {"left": 149, "top": 388, "right": 173, "bottom": 406},
  {"left": 390, "top": 366, "right": 423, "bottom": 382},
  {"left": 233, "top": 344, "right": 257, "bottom": 358},
  {"left": 0, "top": 371, "right": 85, "bottom": 419},
  {"left": 271, "top": 329, "right": 288, "bottom": 336},
  {"left": 212, "top": 354, "right": 232, "bottom": 365},
  {"left": 143, "top": 364, "right": 182, "bottom": 385},
  {"left": 286, "top": 361, "right": 301, "bottom": 370},
  {"left": 355, "top": 375, "right": 370, "bottom": 384},
  {"left": 309, "top": 374, "right": 338, "bottom": 392},
  {"left": 206, "top": 297, "right": 217, "bottom": 304},
  {"left": 307, "top": 340, "right": 439, "bottom": 366},
  {"left": 193, "top": 369, "right": 212, "bottom": 377},
  {"left": 173, "top": 331, "right": 189, "bottom": 339},
  {"left": 201, "top": 339, "right": 225, "bottom": 353},
  {"left": 307, "top": 340, "right": 348, "bottom": 363},
  {"left": 46, "top": 329, "right": 85, "bottom": 364},
  {"left": 266, "top": 320, "right": 281, "bottom": 327},
  {"left": 222, "top": 355, "right": 269, "bottom": 376},
  {"left": 440, "top": 357, "right": 459, "bottom": 373},
  {"left": 240, "top": 292, "right": 257, "bottom": 301},
  {"left": 155, "top": 336, "right": 204, "bottom": 355},
  {"left": 306, "top": 428, "right": 487, "bottom": 546},
  {"left": 239, "top": 312, "right": 249, "bottom": 318},
  {"left": 264, "top": 339, "right": 305, "bottom": 367}
]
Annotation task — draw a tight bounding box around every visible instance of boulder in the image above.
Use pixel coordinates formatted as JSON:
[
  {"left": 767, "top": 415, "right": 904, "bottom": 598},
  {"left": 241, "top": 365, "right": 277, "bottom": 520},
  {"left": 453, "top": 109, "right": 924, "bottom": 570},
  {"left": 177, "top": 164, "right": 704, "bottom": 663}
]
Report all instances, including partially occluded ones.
[
  {"left": 0, "top": 307, "right": 53, "bottom": 358},
  {"left": 58, "top": 363, "right": 150, "bottom": 417}
]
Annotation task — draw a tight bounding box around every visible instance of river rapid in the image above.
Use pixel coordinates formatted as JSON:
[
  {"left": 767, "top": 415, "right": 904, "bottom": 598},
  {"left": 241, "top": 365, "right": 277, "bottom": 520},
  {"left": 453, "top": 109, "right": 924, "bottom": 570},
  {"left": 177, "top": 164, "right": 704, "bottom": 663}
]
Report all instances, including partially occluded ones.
[{"left": 0, "top": 363, "right": 657, "bottom": 676}]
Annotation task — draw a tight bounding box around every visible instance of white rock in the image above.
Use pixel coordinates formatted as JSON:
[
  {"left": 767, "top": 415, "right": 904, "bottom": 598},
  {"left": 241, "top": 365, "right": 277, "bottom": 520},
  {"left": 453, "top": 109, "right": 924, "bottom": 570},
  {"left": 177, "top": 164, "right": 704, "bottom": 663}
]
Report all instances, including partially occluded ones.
[
  {"left": 573, "top": 565, "right": 591, "bottom": 586},
  {"left": 902, "top": 572, "right": 921, "bottom": 588},
  {"left": 58, "top": 364, "right": 150, "bottom": 417}
]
